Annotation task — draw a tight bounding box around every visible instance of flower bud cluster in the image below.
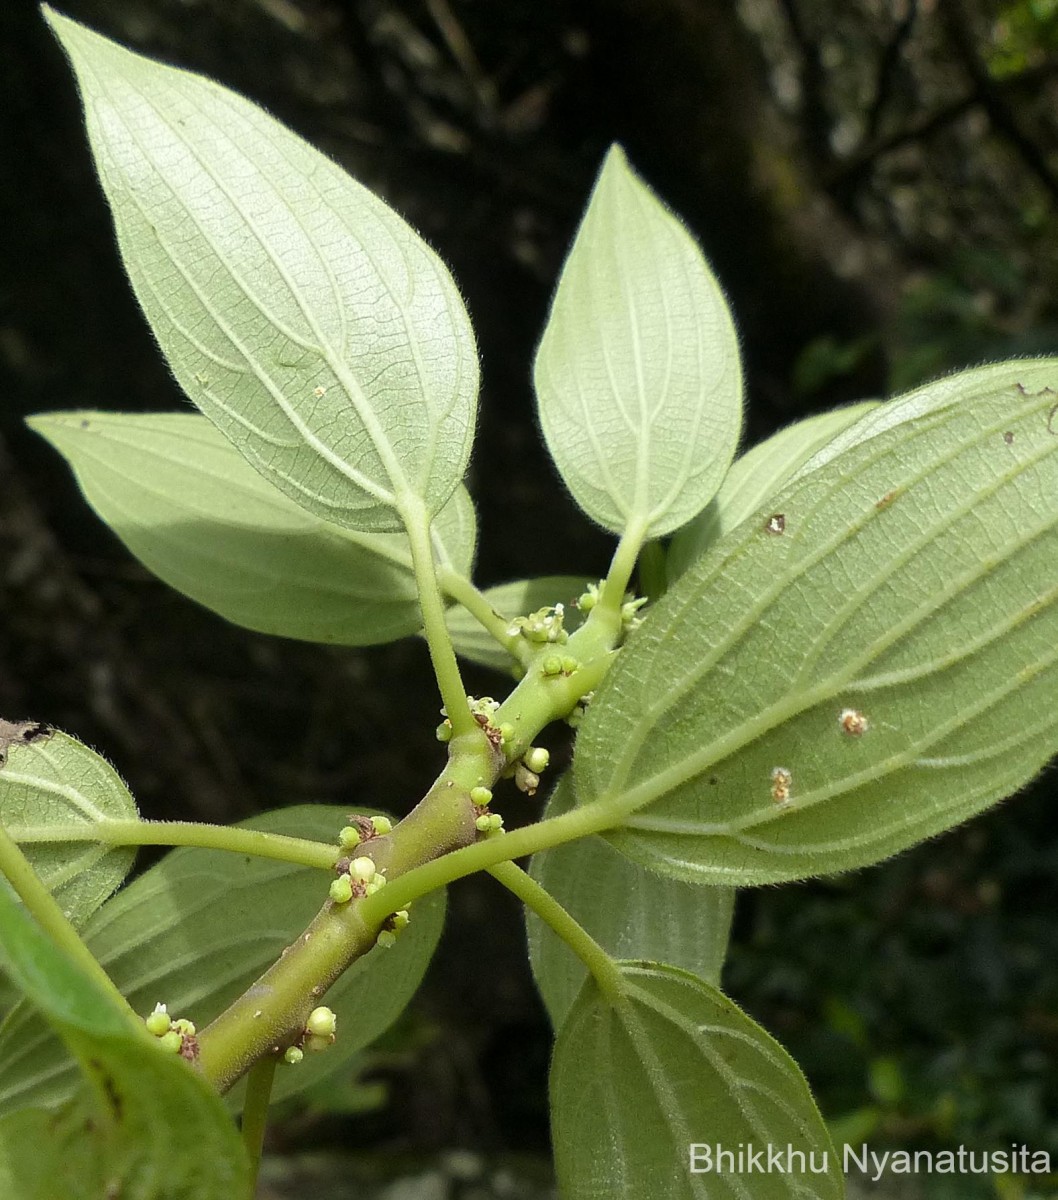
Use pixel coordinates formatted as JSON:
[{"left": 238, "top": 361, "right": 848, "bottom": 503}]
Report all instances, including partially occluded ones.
[
  {"left": 329, "top": 854, "right": 387, "bottom": 904},
  {"left": 508, "top": 604, "right": 568, "bottom": 645},
  {"left": 144, "top": 1002, "right": 198, "bottom": 1059}
]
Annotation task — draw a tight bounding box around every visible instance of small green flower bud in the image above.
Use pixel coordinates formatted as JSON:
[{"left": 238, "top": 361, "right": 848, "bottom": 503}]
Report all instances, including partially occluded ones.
[
  {"left": 470, "top": 785, "right": 493, "bottom": 807},
  {"left": 436, "top": 721, "right": 453, "bottom": 743},
  {"left": 365, "top": 876, "right": 387, "bottom": 896},
  {"left": 475, "top": 813, "right": 492, "bottom": 832},
  {"left": 350, "top": 856, "right": 376, "bottom": 883},
  {"left": 145, "top": 1004, "right": 170, "bottom": 1037},
  {"left": 498, "top": 723, "right": 515, "bottom": 744},
  {"left": 561, "top": 656, "right": 578, "bottom": 675},
  {"left": 541, "top": 655, "right": 563, "bottom": 677},
  {"left": 376, "top": 930, "right": 397, "bottom": 949},
  {"left": 577, "top": 590, "right": 597, "bottom": 612},
  {"left": 329, "top": 874, "right": 354, "bottom": 904},
  {"left": 283, "top": 1046, "right": 304, "bottom": 1065},
  {"left": 306, "top": 1006, "right": 337, "bottom": 1039},
  {"left": 523, "top": 746, "right": 549, "bottom": 774},
  {"left": 158, "top": 1030, "right": 183, "bottom": 1054},
  {"left": 338, "top": 825, "right": 361, "bottom": 850},
  {"left": 488, "top": 813, "right": 504, "bottom": 832},
  {"left": 172, "top": 1017, "right": 196, "bottom": 1038},
  {"left": 392, "top": 910, "right": 410, "bottom": 931},
  {"left": 370, "top": 815, "right": 392, "bottom": 835}
]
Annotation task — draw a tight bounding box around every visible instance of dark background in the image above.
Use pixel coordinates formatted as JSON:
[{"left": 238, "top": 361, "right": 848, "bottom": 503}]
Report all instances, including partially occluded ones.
[{"left": 2, "top": 1, "right": 1058, "bottom": 1193}]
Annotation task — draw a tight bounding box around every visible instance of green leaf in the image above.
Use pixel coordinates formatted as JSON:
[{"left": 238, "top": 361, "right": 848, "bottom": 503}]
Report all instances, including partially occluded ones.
[
  {"left": 550, "top": 961, "right": 841, "bottom": 1200},
  {"left": 29, "top": 411, "right": 476, "bottom": 647},
  {"left": 446, "top": 576, "right": 586, "bottom": 670},
  {"left": 574, "top": 360, "right": 1058, "bottom": 884},
  {"left": 0, "top": 726, "right": 136, "bottom": 927},
  {"left": 0, "top": 805, "right": 444, "bottom": 1113},
  {"left": 46, "top": 10, "right": 478, "bottom": 534},
  {"left": 527, "top": 778, "right": 734, "bottom": 1028},
  {"left": 534, "top": 145, "right": 742, "bottom": 539},
  {"left": 668, "top": 401, "right": 879, "bottom": 579},
  {"left": 0, "top": 857, "right": 250, "bottom": 1198}
]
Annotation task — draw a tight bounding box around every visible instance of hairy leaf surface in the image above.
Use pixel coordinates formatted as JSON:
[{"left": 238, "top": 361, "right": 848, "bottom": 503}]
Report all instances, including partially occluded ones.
[
  {"left": 30, "top": 411, "right": 476, "bottom": 646},
  {"left": 668, "top": 401, "right": 879, "bottom": 579},
  {"left": 534, "top": 145, "right": 742, "bottom": 539},
  {"left": 527, "top": 779, "right": 734, "bottom": 1027},
  {"left": 47, "top": 10, "right": 477, "bottom": 534},
  {"left": 446, "top": 576, "right": 586, "bottom": 670},
  {"left": 0, "top": 866, "right": 249, "bottom": 1197},
  {"left": 0, "top": 806, "right": 444, "bottom": 1112},
  {"left": 575, "top": 360, "right": 1058, "bottom": 884},
  {"left": 0, "top": 728, "right": 136, "bottom": 927},
  {"left": 551, "top": 961, "right": 841, "bottom": 1199}
]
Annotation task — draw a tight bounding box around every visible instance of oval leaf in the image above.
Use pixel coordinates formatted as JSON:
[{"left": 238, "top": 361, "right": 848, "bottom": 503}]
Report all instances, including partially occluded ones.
[
  {"left": 47, "top": 10, "right": 478, "bottom": 533},
  {"left": 446, "top": 576, "right": 586, "bottom": 670},
  {"left": 0, "top": 726, "right": 136, "bottom": 927},
  {"left": 527, "top": 778, "right": 734, "bottom": 1028},
  {"left": 0, "top": 806, "right": 444, "bottom": 1112},
  {"left": 668, "top": 401, "right": 879, "bottom": 579},
  {"left": 575, "top": 360, "right": 1058, "bottom": 884},
  {"left": 534, "top": 145, "right": 742, "bottom": 539},
  {"left": 29, "top": 411, "right": 476, "bottom": 647},
  {"left": 0, "top": 866, "right": 250, "bottom": 1197},
  {"left": 551, "top": 961, "right": 841, "bottom": 1200}
]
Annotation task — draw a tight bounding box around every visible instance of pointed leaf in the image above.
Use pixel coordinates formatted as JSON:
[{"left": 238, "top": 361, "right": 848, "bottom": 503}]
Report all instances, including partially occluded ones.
[
  {"left": 0, "top": 726, "right": 136, "bottom": 927},
  {"left": 527, "top": 779, "right": 734, "bottom": 1028},
  {"left": 668, "top": 401, "right": 879, "bottom": 579},
  {"left": 47, "top": 10, "right": 478, "bottom": 534},
  {"left": 0, "top": 859, "right": 250, "bottom": 1196},
  {"left": 0, "top": 806, "right": 444, "bottom": 1113},
  {"left": 551, "top": 961, "right": 841, "bottom": 1199},
  {"left": 29, "top": 411, "right": 476, "bottom": 646},
  {"left": 446, "top": 576, "right": 586, "bottom": 670},
  {"left": 575, "top": 360, "right": 1058, "bottom": 884},
  {"left": 534, "top": 145, "right": 742, "bottom": 538}
]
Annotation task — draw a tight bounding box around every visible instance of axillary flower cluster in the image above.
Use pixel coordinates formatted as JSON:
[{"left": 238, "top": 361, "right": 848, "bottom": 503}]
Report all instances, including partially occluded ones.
[{"left": 328, "top": 815, "right": 410, "bottom": 949}]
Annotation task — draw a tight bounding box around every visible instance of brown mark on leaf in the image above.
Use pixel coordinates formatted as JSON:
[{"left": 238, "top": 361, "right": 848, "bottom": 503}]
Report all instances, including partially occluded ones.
[
  {"left": 770, "top": 766, "right": 792, "bottom": 806},
  {"left": 1003, "top": 431, "right": 1015, "bottom": 445},
  {"left": 0, "top": 719, "right": 53, "bottom": 768},
  {"left": 839, "top": 708, "right": 869, "bottom": 736},
  {"left": 1048, "top": 403, "right": 1058, "bottom": 436},
  {"left": 764, "top": 513, "right": 785, "bottom": 535},
  {"left": 1016, "top": 382, "right": 1055, "bottom": 396},
  {"left": 875, "top": 490, "right": 898, "bottom": 510}
]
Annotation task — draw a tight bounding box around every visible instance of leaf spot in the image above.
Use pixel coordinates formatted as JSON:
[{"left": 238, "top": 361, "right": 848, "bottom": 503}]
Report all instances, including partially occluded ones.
[
  {"left": 1003, "top": 430, "right": 1015, "bottom": 445},
  {"left": 838, "top": 707, "right": 869, "bottom": 736},
  {"left": 770, "top": 766, "right": 792, "bottom": 806},
  {"left": 764, "top": 513, "right": 786, "bottom": 536},
  {"left": 0, "top": 719, "right": 54, "bottom": 768},
  {"left": 1048, "top": 403, "right": 1058, "bottom": 436},
  {"left": 875, "top": 489, "right": 898, "bottom": 510}
]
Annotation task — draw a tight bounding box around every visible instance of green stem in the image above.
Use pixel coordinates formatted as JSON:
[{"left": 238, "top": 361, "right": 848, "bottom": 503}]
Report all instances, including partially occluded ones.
[
  {"left": 637, "top": 538, "right": 668, "bottom": 601},
  {"left": 438, "top": 566, "right": 532, "bottom": 667},
  {"left": 241, "top": 1054, "right": 277, "bottom": 1192},
  {"left": 600, "top": 518, "right": 649, "bottom": 615},
  {"left": 11, "top": 820, "right": 338, "bottom": 870},
  {"left": 196, "top": 600, "right": 627, "bottom": 1091},
  {"left": 487, "top": 860, "right": 621, "bottom": 997},
  {"left": 0, "top": 823, "right": 139, "bottom": 1023},
  {"left": 403, "top": 497, "right": 477, "bottom": 738},
  {"left": 359, "top": 796, "right": 622, "bottom": 927}
]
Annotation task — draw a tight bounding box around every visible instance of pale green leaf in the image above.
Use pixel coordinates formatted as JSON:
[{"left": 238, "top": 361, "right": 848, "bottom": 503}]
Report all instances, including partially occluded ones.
[
  {"left": 29, "top": 411, "right": 476, "bottom": 646},
  {"left": 0, "top": 805, "right": 444, "bottom": 1113},
  {"left": 668, "top": 401, "right": 879, "bottom": 579},
  {"left": 0, "top": 726, "right": 136, "bottom": 927},
  {"left": 527, "top": 778, "right": 734, "bottom": 1028},
  {"left": 47, "top": 9, "right": 478, "bottom": 534},
  {"left": 0, "top": 861, "right": 250, "bottom": 1197},
  {"left": 446, "top": 576, "right": 586, "bottom": 670},
  {"left": 574, "top": 359, "right": 1058, "bottom": 884},
  {"left": 551, "top": 961, "right": 841, "bottom": 1200},
  {"left": 534, "top": 145, "right": 742, "bottom": 539}
]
